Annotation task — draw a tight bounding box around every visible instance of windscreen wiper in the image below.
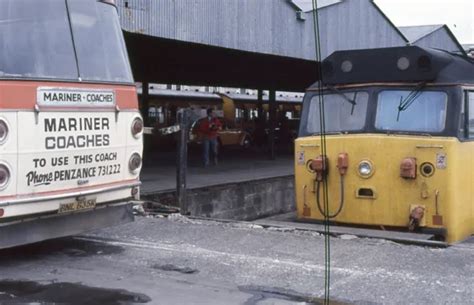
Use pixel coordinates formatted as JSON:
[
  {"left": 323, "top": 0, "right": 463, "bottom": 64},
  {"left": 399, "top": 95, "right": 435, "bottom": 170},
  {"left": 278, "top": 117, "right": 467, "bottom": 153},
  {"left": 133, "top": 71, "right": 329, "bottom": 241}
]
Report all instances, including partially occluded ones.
[
  {"left": 326, "top": 85, "right": 357, "bottom": 115},
  {"left": 396, "top": 82, "right": 426, "bottom": 121}
]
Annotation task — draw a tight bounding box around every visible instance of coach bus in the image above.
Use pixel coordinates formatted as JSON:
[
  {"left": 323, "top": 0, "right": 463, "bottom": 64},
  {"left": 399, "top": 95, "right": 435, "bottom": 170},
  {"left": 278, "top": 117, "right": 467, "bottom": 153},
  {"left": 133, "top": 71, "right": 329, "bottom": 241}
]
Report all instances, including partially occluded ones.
[
  {"left": 295, "top": 46, "right": 474, "bottom": 244},
  {"left": 0, "top": 0, "right": 143, "bottom": 248}
]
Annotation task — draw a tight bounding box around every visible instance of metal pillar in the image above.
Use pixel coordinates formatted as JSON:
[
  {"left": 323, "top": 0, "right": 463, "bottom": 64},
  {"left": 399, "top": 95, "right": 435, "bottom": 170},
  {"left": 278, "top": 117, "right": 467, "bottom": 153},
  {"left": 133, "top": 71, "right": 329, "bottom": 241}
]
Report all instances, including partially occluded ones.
[
  {"left": 141, "top": 82, "right": 149, "bottom": 124},
  {"left": 257, "top": 90, "right": 264, "bottom": 119},
  {"left": 268, "top": 90, "right": 276, "bottom": 160},
  {"left": 176, "top": 109, "right": 189, "bottom": 215}
]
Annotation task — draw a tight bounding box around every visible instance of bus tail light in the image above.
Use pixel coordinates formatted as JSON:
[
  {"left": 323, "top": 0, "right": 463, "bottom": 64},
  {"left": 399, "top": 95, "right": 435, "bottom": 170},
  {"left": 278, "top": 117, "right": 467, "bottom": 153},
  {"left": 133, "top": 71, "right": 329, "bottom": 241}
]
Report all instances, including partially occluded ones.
[
  {"left": 0, "top": 164, "right": 10, "bottom": 189},
  {"left": 131, "top": 117, "right": 144, "bottom": 138},
  {"left": 129, "top": 153, "right": 142, "bottom": 173},
  {"left": 0, "top": 120, "right": 9, "bottom": 144},
  {"left": 0, "top": 208, "right": 4, "bottom": 217},
  {"left": 400, "top": 158, "right": 417, "bottom": 179}
]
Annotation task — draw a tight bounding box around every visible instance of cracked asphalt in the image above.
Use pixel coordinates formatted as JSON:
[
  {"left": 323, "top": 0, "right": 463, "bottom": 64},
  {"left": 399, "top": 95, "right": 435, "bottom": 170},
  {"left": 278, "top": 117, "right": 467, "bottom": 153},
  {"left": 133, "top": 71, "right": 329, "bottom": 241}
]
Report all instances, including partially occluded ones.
[{"left": 0, "top": 216, "right": 472, "bottom": 305}]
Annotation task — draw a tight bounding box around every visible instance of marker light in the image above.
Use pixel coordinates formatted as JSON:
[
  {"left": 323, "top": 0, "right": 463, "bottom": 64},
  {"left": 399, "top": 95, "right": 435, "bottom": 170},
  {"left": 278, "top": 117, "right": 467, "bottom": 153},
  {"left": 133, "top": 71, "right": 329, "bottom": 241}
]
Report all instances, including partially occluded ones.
[
  {"left": 397, "top": 57, "right": 410, "bottom": 71},
  {"left": 341, "top": 60, "right": 353, "bottom": 73},
  {"left": 129, "top": 153, "right": 142, "bottom": 173},
  {"left": 417, "top": 55, "right": 432, "bottom": 72},
  {"left": 131, "top": 117, "right": 144, "bottom": 138},
  {"left": 0, "top": 164, "right": 10, "bottom": 189},
  {"left": 358, "top": 160, "right": 373, "bottom": 178},
  {"left": 0, "top": 120, "right": 8, "bottom": 144}
]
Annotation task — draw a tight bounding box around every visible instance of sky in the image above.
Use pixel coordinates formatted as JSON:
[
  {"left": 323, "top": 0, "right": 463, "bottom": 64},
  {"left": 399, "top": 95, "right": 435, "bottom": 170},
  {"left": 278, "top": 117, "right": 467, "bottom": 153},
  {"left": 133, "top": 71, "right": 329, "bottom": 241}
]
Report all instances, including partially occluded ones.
[
  {"left": 375, "top": 0, "right": 474, "bottom": 44},
  {"left": 293, "top": 0, "right": 474, "bottom": 44}
]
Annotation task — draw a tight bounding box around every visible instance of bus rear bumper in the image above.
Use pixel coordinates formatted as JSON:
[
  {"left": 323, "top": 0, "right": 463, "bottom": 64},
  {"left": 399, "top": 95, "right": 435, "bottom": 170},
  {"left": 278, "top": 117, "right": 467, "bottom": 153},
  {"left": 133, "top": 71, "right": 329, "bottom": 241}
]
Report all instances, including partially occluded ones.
[{"left": 0, "top": 203, "right": 134, "bottom": 250}]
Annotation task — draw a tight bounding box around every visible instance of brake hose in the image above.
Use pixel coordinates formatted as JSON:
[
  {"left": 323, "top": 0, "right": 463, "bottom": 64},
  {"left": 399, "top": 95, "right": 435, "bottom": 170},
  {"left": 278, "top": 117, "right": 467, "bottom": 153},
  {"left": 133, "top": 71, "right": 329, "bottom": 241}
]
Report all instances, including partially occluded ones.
[{"left": 316, "top": 175, "right": 345, "bottom": 219}]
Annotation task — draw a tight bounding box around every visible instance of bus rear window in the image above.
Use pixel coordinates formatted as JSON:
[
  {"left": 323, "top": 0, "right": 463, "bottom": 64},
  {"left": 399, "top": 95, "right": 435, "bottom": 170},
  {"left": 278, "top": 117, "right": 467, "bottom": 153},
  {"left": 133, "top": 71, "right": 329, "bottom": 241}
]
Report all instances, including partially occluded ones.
[
  {"left": 0, "top": 0, "right": 78, "bottom": 79},
  {"left": 375, "top": 90, "right": 447, "bottom": 133},
  {"left": 68, "top": 0, "right": 133, "bottom": 83},
  {"left": 0, "top": 0, "right": 133, "bottom": 83}
]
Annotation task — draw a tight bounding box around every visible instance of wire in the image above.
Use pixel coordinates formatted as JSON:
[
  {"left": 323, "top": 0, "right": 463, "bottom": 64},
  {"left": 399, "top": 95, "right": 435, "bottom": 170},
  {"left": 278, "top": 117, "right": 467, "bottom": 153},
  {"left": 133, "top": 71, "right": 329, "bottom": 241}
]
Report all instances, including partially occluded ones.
[
  {"left": 316, "top": 176, "right": 345, "bottom": 219},
  {"left": 312, "top": 1, "right": 331, "bottom": 304}
]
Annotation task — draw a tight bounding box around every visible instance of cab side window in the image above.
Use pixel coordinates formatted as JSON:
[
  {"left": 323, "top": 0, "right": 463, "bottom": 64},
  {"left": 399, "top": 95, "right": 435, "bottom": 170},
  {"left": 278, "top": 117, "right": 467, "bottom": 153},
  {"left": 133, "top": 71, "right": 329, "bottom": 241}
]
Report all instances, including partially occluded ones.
[{"left": 468, "top": 92, "right": 474, "bottom": 138}]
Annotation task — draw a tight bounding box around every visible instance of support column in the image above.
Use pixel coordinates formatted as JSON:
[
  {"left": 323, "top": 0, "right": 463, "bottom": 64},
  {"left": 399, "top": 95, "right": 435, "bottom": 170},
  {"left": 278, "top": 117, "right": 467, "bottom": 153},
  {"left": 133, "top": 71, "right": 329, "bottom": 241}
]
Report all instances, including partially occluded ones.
[
  {"left": 141, "top": 82, "right": 150, "bottom": 164},
  {"left": 257, "top": 90, "right": 264, "bottom": 119},
  {"left": 141, "top": 82, "right": 150, "bottom": 125},
  {"left": 176, "top": 109, "right": 189, "bottom": 215},
  {"left": 268, "top": 89, "right": 276, "bottom": 160}
]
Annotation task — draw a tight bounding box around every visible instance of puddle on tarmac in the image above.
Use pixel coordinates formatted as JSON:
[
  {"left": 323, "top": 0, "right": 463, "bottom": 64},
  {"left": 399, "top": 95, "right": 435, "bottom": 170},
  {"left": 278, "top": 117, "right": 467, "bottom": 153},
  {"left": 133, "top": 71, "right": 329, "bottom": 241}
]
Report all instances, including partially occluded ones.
[
  {"left": 151, "top": 263, "right": 199, "bottom": 274},
  {"left": 0, "top": 280, "right": 151, "bottom": 305},
  {"left": 0, "top": 237, "right": 123, "bottom": 262},
  {"left": 239, "top": 286, "right": 351, "bottom": 305}
]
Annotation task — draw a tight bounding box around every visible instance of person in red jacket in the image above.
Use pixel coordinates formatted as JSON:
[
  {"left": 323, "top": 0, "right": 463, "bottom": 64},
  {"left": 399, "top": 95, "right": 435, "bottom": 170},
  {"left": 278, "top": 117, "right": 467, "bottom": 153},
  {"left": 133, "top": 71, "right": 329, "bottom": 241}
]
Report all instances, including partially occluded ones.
[{"left": 199, "top": 108, "right": 222, "bottom": 166}]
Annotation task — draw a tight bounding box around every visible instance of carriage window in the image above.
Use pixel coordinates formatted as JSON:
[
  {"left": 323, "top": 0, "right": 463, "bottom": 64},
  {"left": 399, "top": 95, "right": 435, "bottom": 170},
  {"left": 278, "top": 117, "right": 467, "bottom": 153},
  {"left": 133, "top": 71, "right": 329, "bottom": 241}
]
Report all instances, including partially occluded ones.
[
  {"left": 302, "top": 92, "right": 368, "bottom": 134},
  {"left": 467, "top": 92, "right": 474, "bottom": 138},
  {"left": 376, "top": 90, "right": 447, "bottom": 133}
]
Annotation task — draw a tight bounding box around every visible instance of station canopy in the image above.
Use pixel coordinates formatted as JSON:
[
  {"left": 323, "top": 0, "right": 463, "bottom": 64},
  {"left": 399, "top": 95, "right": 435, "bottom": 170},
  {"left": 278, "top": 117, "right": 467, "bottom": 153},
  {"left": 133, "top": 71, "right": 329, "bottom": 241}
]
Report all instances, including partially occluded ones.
[{"left": 117, "top": 0, "right": 465, "bottom": 91}]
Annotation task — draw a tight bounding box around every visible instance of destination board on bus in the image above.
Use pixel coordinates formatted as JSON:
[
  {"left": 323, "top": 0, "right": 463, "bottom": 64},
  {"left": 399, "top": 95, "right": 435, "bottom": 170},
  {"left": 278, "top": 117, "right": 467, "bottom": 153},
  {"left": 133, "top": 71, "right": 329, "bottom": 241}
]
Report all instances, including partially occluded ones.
[{"left": 37, "top": 87, "right": 115, "bottom": 107}]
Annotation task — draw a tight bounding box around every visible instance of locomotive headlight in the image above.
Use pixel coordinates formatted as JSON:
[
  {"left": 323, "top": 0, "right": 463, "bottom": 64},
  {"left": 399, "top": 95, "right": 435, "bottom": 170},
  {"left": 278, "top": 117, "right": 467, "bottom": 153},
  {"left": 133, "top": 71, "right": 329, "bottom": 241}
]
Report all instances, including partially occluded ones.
[
  {"left": 0, "top": 119, "right": 9, "bottom": 144},
  {"left": 129, "top": 153, "right": 142, "bottom": 174},
  {"left": 0, "top": 164, "right": 11, "bottom": 190},
  {"left": 131, "top": 117, "right": 144, "bottom": 138},
  {"left": 358, "top": 160, "right": 374, "bottom": 178}
]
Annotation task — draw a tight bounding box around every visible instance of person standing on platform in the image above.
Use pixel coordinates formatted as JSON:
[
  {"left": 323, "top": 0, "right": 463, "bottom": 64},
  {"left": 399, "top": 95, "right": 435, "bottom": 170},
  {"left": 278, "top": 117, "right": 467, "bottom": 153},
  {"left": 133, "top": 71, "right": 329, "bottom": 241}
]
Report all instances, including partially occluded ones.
[{"left": 199, "top": 108, "right": 222, "bottom": 166}]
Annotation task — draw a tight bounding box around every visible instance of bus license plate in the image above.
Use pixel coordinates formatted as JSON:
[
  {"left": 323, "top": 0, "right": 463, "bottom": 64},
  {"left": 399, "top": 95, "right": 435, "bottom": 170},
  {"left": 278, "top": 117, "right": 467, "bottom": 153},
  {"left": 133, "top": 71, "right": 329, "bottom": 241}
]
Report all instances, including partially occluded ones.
[{"left": 58, "top": 199, "right": 97, "bottom": 214}]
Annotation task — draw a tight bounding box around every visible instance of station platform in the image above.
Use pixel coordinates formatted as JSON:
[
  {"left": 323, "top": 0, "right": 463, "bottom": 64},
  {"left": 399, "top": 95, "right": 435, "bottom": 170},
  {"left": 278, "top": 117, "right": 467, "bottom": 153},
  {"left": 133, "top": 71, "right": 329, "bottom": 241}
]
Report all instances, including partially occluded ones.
[{"left": 140, "top": 150, "right": 294, "bottom": 195}]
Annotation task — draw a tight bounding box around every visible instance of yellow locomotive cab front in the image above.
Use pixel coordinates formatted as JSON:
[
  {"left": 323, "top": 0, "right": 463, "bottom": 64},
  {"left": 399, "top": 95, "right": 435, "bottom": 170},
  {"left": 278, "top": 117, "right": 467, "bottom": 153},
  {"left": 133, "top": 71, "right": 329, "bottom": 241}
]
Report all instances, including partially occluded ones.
[
  {"left": 295, "top": 135, "right": 474, "bottom": 244},
  {"left": 295, "top": 46, "right": 474, "bottom": 245}
]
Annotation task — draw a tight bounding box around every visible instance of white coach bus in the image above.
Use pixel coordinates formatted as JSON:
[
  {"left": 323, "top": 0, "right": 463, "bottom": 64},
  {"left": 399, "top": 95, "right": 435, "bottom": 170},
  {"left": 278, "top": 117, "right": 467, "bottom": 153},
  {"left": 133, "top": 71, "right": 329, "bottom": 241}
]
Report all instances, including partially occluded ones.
[{"left": 0, "top": 0, "right": 143, "bottom": 248}]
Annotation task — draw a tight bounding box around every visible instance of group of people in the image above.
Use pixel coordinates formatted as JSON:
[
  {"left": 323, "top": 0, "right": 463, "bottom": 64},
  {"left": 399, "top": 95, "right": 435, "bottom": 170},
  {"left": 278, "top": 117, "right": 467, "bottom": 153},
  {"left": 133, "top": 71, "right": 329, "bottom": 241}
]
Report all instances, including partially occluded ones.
[{"left": 197, "top": 108, "right": 295, "bottom": 167}]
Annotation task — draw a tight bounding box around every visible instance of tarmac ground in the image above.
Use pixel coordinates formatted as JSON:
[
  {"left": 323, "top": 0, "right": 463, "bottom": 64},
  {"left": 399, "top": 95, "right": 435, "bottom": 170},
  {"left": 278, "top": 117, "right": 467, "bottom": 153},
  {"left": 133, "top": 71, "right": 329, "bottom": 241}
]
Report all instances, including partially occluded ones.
[{"left": 0, "top": 215, "right": 472, "bottom": 305}]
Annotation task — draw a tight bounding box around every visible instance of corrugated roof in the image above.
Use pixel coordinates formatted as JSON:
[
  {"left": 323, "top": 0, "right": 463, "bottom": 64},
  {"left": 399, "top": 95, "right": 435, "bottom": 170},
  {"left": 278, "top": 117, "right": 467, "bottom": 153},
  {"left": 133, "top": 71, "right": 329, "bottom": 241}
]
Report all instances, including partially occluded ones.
[
  {"left": 399, "top": 25, "right": 444, "bottom": 43},
  {"left": 290, "top": 0, "right": 343, "bottom": 12},
  {"left": 399, "top": 25, "right": 466, "bottom": 55}
]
